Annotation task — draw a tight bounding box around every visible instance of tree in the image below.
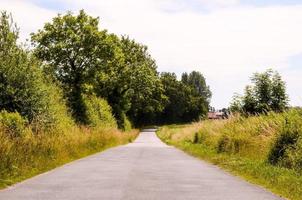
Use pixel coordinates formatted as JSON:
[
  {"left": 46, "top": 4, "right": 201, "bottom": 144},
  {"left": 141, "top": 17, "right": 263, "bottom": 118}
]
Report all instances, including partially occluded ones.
[
  {"left": 271, "top": 72, "right": 288, "bottom": 112},
  {"left": 120, "top": 37, "right": 166, "bottom": 125},
  {"left": 159, "top": 72, "right": 189, "bottom": 123},
  {"left": 0, "top": 11, "right": 72, "bottom": 129},
  {"left": 181, "top": 71, "right": 212, "bottom": 120},
  {"left": 251, "top": 70, "right": 273, "bottom": 112},
  {"left": 31, "top": 10, "right": 167, "bottom": 127},
  {"left": 31, "top": 10, "right": 113, "bottom": 124},
  {"left": 229, "top": 69, "right": 288, "bottom": 115},
  {"left": 230, "top": 94, "right": 243, "bottom": 113},
  {"left": 251, "top": 69, "right": 288, "bottom": 113},
  {"left": 91, "top": 34, "right": 132, "bottom": 128},
  {"left": 93, "top": 36, "right": 166, "bottom": 127},
  {"left": 242, "top": 86, "right": 258, "bottom": 114},
  {"left": 157, "top": 71, "right": 211, "bottom": 124},
  {"left": 181, "top": 71, "right": 212, "bottom": 105}
]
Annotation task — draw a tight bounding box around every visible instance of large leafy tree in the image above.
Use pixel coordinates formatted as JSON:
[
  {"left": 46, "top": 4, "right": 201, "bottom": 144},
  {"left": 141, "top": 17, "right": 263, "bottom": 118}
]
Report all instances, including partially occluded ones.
[
  {"left": 181, "top": 71, "right": 212, "bottom": 103},
  {"left": 30, "top": 10, "right": 213, "bottom": 127},
  {"left": 158, "top": 71, "right": 211, "bottom": 124},
  {"left": 242, "top": 86, "right": 258, "bottom": 114},
  {"left": 95, "top": 36, "right": 166, "bottom": 126},
  {"left": 271, "top": 72, "right": 288, "bottom": 112},
  {"left": 93, "top": 35, "right": 132, "bottom": 128},
  {"left": 252, "top": 69, "right": 288, "bottom": 113},
  {"left": 31, "top": 10, "right": 116, "bottom": 123},
  {"left": 159, "top": 72, "right": 190, "bottom": 123},
  {"left": 251, "top": 70, "right": 274, "bottom": 112},
  {"left": 120, "top": 37, "right": 166, "bottom": 125},
  {"left": 230, "top": 69, "right": 288, "bottom": 114},
  {"left": 181, "top": 71, "right": 211, "bottom": 120}
]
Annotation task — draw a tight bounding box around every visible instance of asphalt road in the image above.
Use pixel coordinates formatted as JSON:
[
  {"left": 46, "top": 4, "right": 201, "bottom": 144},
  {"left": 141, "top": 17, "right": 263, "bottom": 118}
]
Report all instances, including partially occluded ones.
[{"left": 0, "top": 129, "right": 283, "bottom": 200}]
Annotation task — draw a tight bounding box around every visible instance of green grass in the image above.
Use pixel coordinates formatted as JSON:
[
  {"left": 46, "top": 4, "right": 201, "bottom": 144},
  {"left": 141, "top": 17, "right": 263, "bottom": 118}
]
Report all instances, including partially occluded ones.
[
  {"left": 157, "top": 110, "right": 302, "bottom": 200},
  {"left": 0, "top": 127, "right": 138, "bottom": 189}
]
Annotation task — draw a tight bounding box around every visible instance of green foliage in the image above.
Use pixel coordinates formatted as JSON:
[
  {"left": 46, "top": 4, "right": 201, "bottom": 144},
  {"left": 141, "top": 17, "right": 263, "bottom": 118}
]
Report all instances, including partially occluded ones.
[
  {"left": 31, "top": 11, "right": 168, "bottom": 127},
  {"left": 181, "top": 71, "right": 211, "bottom": 121},
  {"left": 0, "top": 10, "right": 142, "bottom": 190},
  {"left": 271, "top": 72, "right": 288, "bottom": 112},
  {"left": 181, "top": 71, "right": 212, "bottom": 101},
  {"left": 121, "top": 112, "right": 132, "bottom": 132},
  {"left": 229, "top": 94, "right": 243, "bottom": 113},
  {"left": 82, "top": 94, "right": 117, "bottom": 128},
  {"left": 120, "top": 37, "right": 166, "bottom": 125},
  {"left": 230, "top": 69, "right": 288, "bottom": 115},
  {"left": 217, "top": 134, "right": 249, "bottom": 154},
  {"left": 242, "top": 86, "right": 258, "bottom": 114},
  {"left": 31, "top": 10, "right": 113, "bottom": 124},
  {"left": 95, "top": 36, "right": 166, "bottom": 126},
  {"left": 0, "top": 110, "right": 26, "bottom": 137},
  {"left": 158, "top": 71, "right": 211, "bottom": 124},
  {"left": 2, "top": 10, "right": 212, "bottom": 130},
  {"left": 159, "top": 72, "right": 188, "bottom": 123},
  {"left": 269, "top": 110, "right": 302, "bottom": 170},
  {"left": 159, "top": 109, "right": 302, "bottom": 172},
  {"left": 157, "top": 112, "right": 302, "bottom": 200},
  {"left": 0, "top": 11, "right": 73, "bottom": 129}
]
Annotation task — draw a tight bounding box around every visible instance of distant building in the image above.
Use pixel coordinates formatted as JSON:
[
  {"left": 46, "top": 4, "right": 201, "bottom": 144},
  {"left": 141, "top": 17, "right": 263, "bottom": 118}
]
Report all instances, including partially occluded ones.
[{"left": 207, "top": 111, "right": 225, "bottom": 120}]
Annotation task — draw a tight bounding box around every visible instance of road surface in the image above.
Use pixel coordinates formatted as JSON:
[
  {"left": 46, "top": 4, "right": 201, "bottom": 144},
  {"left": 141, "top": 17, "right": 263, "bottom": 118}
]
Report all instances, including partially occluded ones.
[{"left": 0, "top": 129, "right": 282, "bottom": 200}]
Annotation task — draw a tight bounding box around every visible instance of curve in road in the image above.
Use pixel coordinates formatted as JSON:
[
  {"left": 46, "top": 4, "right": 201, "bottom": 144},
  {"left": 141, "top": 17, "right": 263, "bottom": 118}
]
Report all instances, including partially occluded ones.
[{"left": 0, "top": 129, "right": 283, "bottom": 200}]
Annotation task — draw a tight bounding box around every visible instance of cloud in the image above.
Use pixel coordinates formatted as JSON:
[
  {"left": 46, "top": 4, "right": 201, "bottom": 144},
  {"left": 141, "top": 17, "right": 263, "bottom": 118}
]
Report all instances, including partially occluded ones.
[
  {"left": 0, "top": 0, "right": 56, "bottom": 42},
  {"left": 0, "top": 0, "right": 302, "bottom": 108},
  {"left": 195, "top": 0, "right": 240, "bottom": 7}
]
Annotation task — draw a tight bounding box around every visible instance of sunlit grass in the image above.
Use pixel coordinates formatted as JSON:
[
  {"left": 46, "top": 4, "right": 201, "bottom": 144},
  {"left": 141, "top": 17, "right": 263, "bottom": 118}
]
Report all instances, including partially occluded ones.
[
  {"left": 157, "top": 110, "right": 302, "bottom": 200},
  {"left": 0, "top": 126, "right": 138, "bottom": 189}
]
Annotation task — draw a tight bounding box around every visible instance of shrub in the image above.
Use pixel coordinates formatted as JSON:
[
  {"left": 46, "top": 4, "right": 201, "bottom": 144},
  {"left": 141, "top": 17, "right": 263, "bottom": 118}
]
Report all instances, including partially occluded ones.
[
  {"left": 0, "top": 110, "right": 26, "bottom": 137},
  {"left": 83, "top": 94, "right": 117, "bottom": 128},
  {"left": 268, "top": 111, "right": 302, "bottom": 170},
  {"left": 122, "top": 114, "right": 132, "bottom": 132},
  {"left": 192, "top": 130, "right": 209, "bottom": 144},
  {"left": 217, "top": 135, "right": 249, "bottom": 154}
]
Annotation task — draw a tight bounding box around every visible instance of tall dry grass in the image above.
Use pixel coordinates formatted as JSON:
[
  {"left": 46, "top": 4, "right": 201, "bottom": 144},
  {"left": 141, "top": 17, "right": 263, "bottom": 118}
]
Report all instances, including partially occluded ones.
[{"left": 161, "top": 112, "right": 287, "bottom": 160}]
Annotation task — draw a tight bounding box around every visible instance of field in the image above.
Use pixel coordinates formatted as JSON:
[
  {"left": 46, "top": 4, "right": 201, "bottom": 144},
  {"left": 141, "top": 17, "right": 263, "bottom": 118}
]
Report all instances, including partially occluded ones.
[{"left": 157, "top": 110, "right": 302, "bottom": 200}]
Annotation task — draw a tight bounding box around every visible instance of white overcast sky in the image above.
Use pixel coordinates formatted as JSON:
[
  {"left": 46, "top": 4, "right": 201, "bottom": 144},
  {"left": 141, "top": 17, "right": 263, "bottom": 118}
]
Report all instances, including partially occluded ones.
[{"left": 1, "top": 0, "right": 302, "bottom": 109}]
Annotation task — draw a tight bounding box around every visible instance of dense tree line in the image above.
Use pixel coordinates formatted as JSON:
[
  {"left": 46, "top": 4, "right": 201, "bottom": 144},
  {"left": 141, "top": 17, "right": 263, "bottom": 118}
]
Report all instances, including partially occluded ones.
[
  {"left": 230, "top": 69, "right": 288, "bottom": 115},
  {"left": 1, "top": 10, "right": 211, "bottom": 130},
  {"left": 158, "top": 72, "right": 211, "bottom": 123}
]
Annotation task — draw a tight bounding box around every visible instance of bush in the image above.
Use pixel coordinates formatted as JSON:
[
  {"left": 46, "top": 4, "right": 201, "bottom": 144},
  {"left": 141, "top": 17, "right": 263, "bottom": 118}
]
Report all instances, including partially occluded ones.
[
  {"left": 268, "top": 110, "right": 302, "bottom": 170},
  {"left": 0, "top": 110, "right": 26, "bottom": 137},
  {"left": 122, "top": 113, "right": 132, "bottom": 132},
  {"left": 217, "top": 135, "right": 249, "bottom": 154},
  {"left": 83, "top": 94, "right": 117, "bottom": 128},
  {"left": 0, "top": 54, "right": 73, "bottom": 131},
  {"left": 193, "top": 130, "right": 209, "bottom": 144},
  {"left": 0, "top": 12, "right": 73, "bottom": 131}
]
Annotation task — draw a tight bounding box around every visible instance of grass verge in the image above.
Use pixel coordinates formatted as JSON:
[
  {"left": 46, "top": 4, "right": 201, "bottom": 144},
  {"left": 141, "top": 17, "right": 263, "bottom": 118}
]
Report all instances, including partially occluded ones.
[
  {"left": 0, "top": 127, "right": 138, "bottom": 189},
  {"left": 157, "top": 112, "right": 302, "bottom": 200}
]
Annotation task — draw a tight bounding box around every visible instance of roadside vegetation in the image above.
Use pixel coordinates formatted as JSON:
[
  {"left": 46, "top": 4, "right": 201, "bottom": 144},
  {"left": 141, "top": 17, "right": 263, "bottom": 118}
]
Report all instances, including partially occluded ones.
[
  {"left": 2, "top": 8, "right": 300, "bottom": 197},
  {"left": 157, "top": 69, "right": 302, "bottom": 200},
  {"left": 0, "top": 124, "right": 138, "bottom": 189},
  {"left": 157, "top": 110, "right": 302, "bottom": 200},
  {"left": 0, "top": 10, "right": 211, "bottom": 188}
]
